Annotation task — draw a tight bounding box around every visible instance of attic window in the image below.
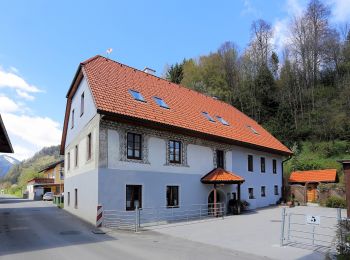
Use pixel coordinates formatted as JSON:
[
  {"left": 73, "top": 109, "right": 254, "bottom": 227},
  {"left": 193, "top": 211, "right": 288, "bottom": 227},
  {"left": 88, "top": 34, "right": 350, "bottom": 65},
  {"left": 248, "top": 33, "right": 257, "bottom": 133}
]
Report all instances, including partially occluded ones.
[
  {"left": 247, "top": 125, "right": 259, "bottom": 135},
  {"left": 129, "top": 90, "right": 146, "bottom": 102},
  {"left": 202, "top": 112, "right": 215, "bottom": 122},
  {"left": 216, "top": 116, "right": 229, "bottom": 126},
  {"left": 153, "top": 97, "right": 169, "bottom": 109}
]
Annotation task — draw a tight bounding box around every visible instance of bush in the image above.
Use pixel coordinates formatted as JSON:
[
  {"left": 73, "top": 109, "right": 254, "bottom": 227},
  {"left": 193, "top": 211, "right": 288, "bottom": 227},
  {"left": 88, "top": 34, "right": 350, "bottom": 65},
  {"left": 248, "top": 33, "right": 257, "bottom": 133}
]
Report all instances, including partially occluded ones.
[{"left": 325, "top": 196, "right": 346, "bottom": 208}]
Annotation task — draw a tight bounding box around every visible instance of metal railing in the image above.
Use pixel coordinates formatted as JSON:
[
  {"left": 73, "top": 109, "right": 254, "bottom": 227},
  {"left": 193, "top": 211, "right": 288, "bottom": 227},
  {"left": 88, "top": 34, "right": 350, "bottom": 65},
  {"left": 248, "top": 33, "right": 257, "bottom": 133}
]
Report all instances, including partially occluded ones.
[{"left": 103, "top": 203, "right": 225, "bottom": 232}]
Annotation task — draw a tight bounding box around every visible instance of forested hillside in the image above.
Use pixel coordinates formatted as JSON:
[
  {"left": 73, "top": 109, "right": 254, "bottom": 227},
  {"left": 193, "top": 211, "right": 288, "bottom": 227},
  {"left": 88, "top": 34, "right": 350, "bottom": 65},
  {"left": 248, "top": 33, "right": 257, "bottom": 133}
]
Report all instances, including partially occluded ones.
[
  {"left": 0, "top": 145, "right": 61, "bottom": 195},
  {"left": 165, "top": 0, "right": 350, "bottom": 149}
]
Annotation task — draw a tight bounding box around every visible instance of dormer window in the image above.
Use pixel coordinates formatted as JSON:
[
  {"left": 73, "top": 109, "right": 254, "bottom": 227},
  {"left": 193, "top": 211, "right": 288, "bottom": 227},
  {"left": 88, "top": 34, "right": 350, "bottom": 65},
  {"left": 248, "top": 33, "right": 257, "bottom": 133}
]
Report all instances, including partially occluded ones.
[
  {"left": 153, "top": 97, "right": 169, "bottom": 109},
  {"left": 216, "top": 116, "right": 229, "bottom": 126},
  {"left": 129, "top": 90, "right": 146, "bottom": 102},
  {"left": 247, "top": 125, "right": 259, "bottom": 135},
  {"left": 202, "top": 112, "right": 215, "bottom": 122}
]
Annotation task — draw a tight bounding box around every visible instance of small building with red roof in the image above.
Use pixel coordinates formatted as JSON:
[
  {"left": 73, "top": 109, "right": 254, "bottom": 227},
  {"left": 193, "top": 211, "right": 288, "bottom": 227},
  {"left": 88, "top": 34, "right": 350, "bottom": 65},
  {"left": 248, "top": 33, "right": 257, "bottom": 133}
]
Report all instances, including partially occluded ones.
[
  {"left": 289, "top": 169, "right": 337, "bottom": 202},
  {"left": 60, "top": 55, "right": 292, "bottom": 224}
]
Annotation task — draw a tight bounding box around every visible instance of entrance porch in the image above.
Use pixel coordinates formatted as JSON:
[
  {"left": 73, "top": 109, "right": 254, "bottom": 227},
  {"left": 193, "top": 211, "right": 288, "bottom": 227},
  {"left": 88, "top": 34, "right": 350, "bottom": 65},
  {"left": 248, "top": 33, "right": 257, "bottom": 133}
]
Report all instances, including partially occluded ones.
[{"left": 201, "top": 168, "right": 245, "bottom": 215}]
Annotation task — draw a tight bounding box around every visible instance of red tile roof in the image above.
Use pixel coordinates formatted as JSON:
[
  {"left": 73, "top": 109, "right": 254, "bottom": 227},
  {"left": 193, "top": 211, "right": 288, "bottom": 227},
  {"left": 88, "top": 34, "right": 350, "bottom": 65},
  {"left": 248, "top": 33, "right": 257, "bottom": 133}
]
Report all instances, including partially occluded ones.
[
  {"left": 289, "top": 169, "right": 337, "bottom": 183},
  {"left": 201, "top": 168, "right": 244, "bottom": 184},
  {"left": 61, "top": 55, "right": 292, "bottom": 155}
]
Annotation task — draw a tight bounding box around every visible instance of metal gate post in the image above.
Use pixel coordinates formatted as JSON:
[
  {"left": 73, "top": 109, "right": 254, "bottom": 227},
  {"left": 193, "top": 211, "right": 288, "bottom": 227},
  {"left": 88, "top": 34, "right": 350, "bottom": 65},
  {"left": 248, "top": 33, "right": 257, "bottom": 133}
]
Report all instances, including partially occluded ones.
[
  {"left": 287, "top": 213, "right": 291, "bottom": 241},
  {"left": 135, "top": 205, "right": 139, "bottom": 232},
  {"left": 280, "top": 207, "right": 286, "bottom": 246},
  {"left": 312, "top": 225, "right": 315, "bottom": 245},
  {"left": 337, "top": 207, "right": 342, "bottom": 222}
]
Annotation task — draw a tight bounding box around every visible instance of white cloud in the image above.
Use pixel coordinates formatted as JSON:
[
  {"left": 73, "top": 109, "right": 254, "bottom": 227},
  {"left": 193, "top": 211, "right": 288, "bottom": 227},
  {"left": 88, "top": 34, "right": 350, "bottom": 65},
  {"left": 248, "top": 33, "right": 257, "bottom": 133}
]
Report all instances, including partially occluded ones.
[
  {"left": 0, "top": 68, "right": 41, "bottom": 93},
  {"left": 8, "top": 145, "right": 33, "bottom": 161},
  {"left": 327, "top": 0, "right": 350, "bottom": 23},
  {"left": 0, "top": 96, "right": 20, "bottom": 113},
  {"left": 2, "top": 113, "right": 61, "bottom": 149},
  {"left": 241, "top": 0, "right": 261, "bottom": 17},
  {"left": 16, "top": 89, "right": 35, "bottom": 101},
  {"left": 271, "top": 0, "right": 306, "bottom": 54}
]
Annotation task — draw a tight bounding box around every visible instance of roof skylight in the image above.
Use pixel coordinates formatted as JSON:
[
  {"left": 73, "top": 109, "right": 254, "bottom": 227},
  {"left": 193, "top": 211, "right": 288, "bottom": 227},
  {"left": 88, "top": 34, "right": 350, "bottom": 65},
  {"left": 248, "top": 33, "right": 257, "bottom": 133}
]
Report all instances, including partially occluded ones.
[
  {"left": 216, "top": 116, "right": 229, "bottom": 126},
  {"left": 202, "top": 112, "right": 215, "bottom": 122},
  {"left": 247, "top": 125, "right": 259, "bottom": 135},
  {"left": 129, "top": 90, "right": 146, "bottom": 102},
  {"left": 153, "top": 97, "right": 169, "bottom": 109}
]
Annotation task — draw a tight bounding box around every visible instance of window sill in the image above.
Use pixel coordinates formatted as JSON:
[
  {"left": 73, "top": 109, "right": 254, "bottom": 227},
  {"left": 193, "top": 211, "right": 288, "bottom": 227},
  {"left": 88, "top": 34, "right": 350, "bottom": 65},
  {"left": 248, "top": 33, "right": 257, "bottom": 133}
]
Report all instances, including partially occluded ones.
[{"left": 166, "top": 206, "right": 179, "bottom": 209}]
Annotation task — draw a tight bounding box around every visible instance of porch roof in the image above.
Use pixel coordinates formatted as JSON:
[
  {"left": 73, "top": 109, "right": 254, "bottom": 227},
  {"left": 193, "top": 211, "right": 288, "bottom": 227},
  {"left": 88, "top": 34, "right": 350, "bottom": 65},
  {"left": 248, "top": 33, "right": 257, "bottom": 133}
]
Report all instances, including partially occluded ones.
[{"left": 201, "top": 168, "right": 245, "bottom": 184}]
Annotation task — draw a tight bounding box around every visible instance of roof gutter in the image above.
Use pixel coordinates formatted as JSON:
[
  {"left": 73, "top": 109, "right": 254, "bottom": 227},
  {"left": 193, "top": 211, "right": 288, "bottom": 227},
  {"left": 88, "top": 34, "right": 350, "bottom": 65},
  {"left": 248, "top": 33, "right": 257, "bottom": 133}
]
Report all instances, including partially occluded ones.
[{"left": 281, "top": 155, "right": 293, "bottom": 202}]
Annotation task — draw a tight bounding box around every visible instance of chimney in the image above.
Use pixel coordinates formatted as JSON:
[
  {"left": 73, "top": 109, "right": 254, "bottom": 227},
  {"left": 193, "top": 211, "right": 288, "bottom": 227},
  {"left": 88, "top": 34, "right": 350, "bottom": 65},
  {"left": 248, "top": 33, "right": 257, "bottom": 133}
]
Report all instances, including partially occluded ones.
[
  {"left": 143, "top": 67, "right": 156, "bottom": 75},
  {"left": 338, "top": 159, "right": 350, "bottom": 217}
]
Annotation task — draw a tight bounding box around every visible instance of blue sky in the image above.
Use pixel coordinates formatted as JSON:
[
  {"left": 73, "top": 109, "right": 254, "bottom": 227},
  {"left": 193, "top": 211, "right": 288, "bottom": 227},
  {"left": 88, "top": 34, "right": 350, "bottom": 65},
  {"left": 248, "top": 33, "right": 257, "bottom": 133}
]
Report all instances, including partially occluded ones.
[{"left": 0, "top": 0, "right": 349, "bottom": 160}]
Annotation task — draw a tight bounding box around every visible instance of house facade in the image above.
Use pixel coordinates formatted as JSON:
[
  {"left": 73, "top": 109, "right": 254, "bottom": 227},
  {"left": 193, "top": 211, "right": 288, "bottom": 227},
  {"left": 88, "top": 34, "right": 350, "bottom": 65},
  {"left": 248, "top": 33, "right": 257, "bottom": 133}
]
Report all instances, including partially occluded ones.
[
  {"left": 26, "top": 160, "right": 64, "bottom": 200},
  {"left": 61, "top": 55, "right": 292, "bottom": 224}
]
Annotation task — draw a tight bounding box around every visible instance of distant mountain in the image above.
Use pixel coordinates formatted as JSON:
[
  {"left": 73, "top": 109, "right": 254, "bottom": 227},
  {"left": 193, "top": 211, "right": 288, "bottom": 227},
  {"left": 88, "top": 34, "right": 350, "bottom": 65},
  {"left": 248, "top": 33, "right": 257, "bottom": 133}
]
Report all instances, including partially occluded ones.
[{"left": 0, "top": 155, "right": 20, "bottom": 178}]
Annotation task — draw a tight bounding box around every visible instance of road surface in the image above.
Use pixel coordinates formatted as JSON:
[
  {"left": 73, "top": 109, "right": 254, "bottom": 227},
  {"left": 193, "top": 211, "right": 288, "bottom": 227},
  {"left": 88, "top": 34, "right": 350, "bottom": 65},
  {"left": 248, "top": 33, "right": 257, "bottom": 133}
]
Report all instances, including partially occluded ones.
[{"left": 0, "top": 195, "right": 262, "bottom": 260}]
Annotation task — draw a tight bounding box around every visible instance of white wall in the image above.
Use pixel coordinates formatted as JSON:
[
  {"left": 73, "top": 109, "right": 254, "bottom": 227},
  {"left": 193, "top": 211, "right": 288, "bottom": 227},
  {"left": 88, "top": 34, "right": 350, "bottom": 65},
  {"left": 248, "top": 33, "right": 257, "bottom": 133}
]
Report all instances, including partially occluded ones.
[
  {"left": 107, "top": 131, "right": 215, "bottom": 175},
  {"left": 64, "top": 169, "right": 99, "bottom": 224},
  {"left": 102, "top": 128, "right": 283, "bottom": 212},
  {"left": 65, "top": 77, "right": 97, "bottom": 147},
  {"left": 231, "top": 146, "right": 283, "bottom": 209}
]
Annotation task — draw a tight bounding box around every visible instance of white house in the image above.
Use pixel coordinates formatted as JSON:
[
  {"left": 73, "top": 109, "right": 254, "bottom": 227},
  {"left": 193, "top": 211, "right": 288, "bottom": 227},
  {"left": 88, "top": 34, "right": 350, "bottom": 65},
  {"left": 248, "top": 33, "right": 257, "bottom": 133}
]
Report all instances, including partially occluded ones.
[{"left": 60, "top": 55, "right": 292, "bottom": 224}]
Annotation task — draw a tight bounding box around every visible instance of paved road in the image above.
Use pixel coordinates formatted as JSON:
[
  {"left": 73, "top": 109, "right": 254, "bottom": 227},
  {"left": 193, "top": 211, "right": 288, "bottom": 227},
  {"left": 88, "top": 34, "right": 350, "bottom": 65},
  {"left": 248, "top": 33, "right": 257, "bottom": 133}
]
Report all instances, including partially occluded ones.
[{"left": 0, "top": 195, "right": 261, "bottom": 260}]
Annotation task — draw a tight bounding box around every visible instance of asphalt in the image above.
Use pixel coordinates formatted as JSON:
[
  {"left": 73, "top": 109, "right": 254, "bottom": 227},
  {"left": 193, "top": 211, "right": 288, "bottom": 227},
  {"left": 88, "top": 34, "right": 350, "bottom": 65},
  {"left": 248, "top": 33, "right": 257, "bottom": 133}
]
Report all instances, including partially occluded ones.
[{"left": 0, "top": 194, "right": 261, "bottom": 260}]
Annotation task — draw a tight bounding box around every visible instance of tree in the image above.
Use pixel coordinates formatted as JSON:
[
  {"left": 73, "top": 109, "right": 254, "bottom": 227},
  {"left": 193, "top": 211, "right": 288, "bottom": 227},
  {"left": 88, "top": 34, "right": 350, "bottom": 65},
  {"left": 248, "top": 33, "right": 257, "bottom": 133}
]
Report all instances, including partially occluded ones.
[{"left": 166, "top": 61, "right": 185, "bottom": 84}]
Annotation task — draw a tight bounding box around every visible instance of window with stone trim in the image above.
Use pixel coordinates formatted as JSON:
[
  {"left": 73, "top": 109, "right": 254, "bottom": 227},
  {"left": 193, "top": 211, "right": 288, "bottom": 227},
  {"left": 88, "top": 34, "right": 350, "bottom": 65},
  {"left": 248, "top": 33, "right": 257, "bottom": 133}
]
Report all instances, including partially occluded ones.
[
  {"left": 169, "top": 140, "right": 181, "bottom": 163},
  {"left": 127, "top": 133, "right": 142, "bottom": 160}
]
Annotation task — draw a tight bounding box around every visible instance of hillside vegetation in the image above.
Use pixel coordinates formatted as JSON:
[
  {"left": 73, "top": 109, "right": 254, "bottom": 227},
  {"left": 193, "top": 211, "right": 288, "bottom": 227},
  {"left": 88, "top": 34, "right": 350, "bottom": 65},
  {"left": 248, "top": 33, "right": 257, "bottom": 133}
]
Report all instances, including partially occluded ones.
[
  {"left": 165, "top": 0, "right": 350, "bottom": 149},
  {"left": 0, "top": 145, "right": 61, "bottom": 196}
]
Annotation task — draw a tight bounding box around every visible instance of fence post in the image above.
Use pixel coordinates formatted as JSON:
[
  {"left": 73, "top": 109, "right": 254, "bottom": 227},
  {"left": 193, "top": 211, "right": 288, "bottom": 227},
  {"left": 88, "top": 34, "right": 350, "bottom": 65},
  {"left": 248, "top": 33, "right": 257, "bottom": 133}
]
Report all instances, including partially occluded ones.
[
  {"left": 222, "top": 203, "right": 224, "bottom": 219},
  {"left": 337, "top": 207, "right": 342, "bottom": 222},
  {"left": 135, "top": 205, "right": 139, "bottom": 233},
  {"left": 280, "top": 207, "right": 286, "bottom": 246},
  {"left": 287, "top": 213, "right": 291, "bottom": 241}
]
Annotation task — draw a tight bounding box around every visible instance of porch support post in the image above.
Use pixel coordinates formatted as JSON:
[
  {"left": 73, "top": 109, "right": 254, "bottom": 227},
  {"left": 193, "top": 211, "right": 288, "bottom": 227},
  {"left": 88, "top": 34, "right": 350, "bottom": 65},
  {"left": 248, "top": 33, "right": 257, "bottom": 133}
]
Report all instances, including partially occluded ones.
[
  {"left": 237, "top": 182, "right": 241, "bottom": 215},
  {"left": 214, "top": 184, "right": 217, "bottom": 216}
]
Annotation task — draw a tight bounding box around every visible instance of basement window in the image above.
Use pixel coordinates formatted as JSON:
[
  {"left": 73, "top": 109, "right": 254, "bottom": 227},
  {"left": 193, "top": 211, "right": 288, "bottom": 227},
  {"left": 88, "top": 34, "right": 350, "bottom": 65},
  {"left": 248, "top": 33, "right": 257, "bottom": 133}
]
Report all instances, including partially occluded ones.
[
  {"left": 202, "top": 112, "right": 215, "bottom": 122},
  {"left": 216, "top": 116, "right": 229, "bottom": 126},
  {"left": 153, "top": 97, "right": 169, "bottom": 109},
  {"left": 129, "top": 90, "right": 146, "bottom": 102},
  {"left": 247, "top": 125, "right": 259, "bottom": 135}
]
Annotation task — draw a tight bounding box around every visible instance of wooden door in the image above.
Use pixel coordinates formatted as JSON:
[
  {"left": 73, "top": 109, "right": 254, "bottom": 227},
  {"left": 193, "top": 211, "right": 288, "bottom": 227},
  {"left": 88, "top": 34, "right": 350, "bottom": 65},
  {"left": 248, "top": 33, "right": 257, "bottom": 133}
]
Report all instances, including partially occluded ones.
[{"left": 307, "top": 186, "right": 316, "bottom": 202}]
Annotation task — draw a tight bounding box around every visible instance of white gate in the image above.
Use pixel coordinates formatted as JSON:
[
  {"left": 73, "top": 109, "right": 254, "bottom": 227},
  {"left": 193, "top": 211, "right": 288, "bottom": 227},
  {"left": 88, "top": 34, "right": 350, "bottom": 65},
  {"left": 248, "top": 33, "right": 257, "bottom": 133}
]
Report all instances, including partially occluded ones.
[{"left": 280, "top": 207, "right": 342, "bottom": 249}]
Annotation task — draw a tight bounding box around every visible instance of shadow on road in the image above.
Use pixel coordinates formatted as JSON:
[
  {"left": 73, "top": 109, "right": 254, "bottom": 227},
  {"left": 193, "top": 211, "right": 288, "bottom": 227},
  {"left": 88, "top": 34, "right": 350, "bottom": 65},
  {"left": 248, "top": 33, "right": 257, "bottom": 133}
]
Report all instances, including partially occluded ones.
[{"left": 0, "top": 199, "right": 117, "bottom": 257}]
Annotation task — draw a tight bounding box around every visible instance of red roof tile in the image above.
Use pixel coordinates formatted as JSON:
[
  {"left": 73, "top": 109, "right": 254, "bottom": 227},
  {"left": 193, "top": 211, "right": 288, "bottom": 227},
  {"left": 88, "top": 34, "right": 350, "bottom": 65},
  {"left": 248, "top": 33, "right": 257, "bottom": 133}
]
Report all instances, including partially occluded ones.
[
  {"left": 289, "top": 169, "right": 337, "bottom": 183},
  {"left": 201, "top": 168, "right": 244, "bottom": 183},
  {"left": 61, "top": 55, "right": 292, "bottom": 155}
]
